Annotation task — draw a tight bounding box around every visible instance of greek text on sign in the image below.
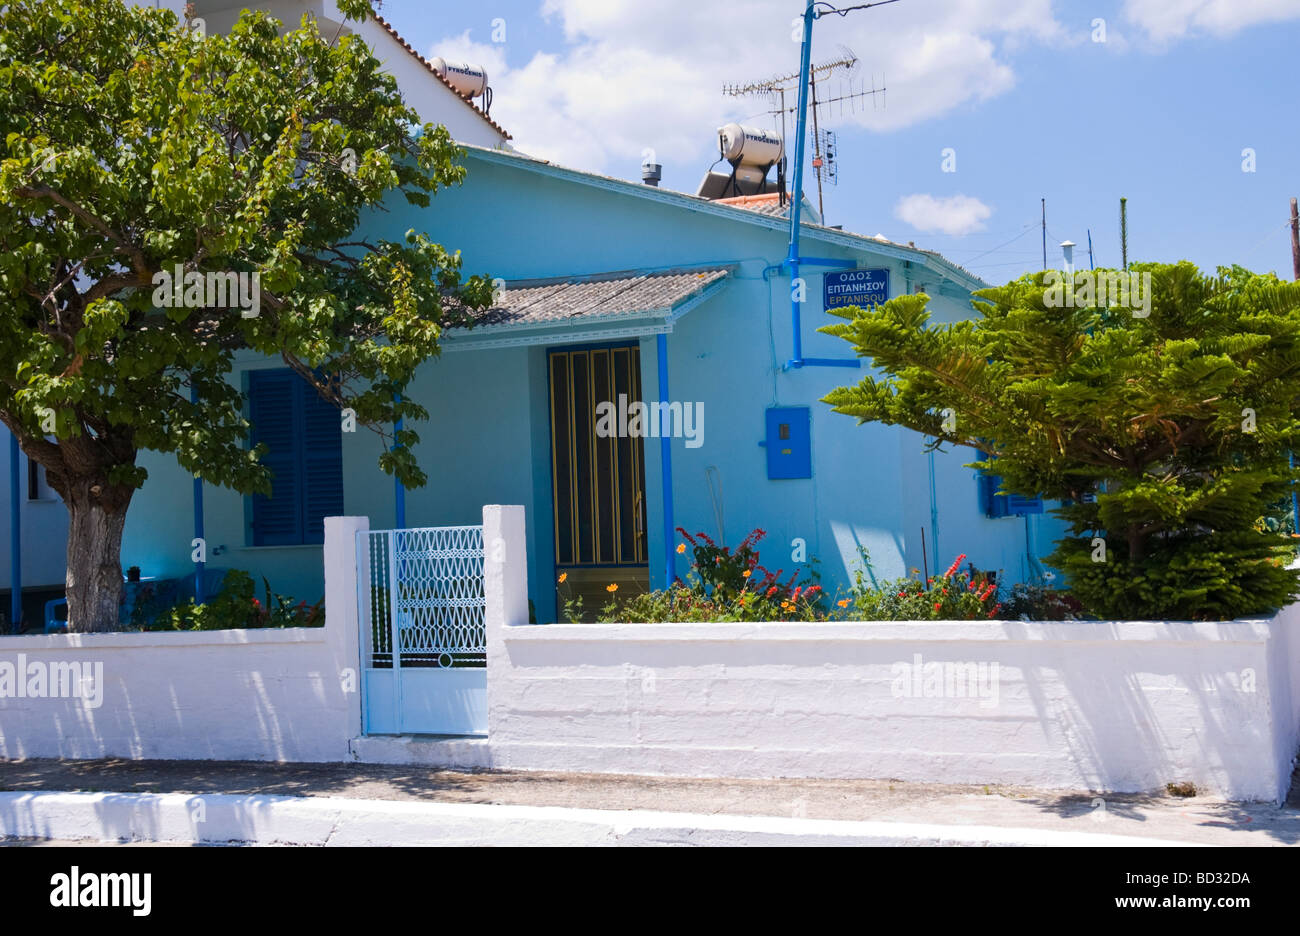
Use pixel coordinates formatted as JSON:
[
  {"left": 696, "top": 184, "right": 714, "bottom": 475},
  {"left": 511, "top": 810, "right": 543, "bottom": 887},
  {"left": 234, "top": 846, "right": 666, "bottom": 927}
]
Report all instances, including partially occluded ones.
[{"left": 824, "top": 269, "right": 890, "bottom": 310}]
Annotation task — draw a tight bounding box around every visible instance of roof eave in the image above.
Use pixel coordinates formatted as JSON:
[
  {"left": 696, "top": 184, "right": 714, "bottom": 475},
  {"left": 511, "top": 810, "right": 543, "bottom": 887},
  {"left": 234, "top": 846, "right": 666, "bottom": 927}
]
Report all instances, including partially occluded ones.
[{"left": 459, "top": 145, "right": 987, "bottom": 293}]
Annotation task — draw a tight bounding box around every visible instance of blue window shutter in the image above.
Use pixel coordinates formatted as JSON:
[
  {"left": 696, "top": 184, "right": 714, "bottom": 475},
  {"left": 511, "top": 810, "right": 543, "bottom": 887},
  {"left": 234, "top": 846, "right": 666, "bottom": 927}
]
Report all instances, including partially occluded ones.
[
  {"left": 300, "top": 381, "right": 344, "bottom": 544},
  {"left": 977, "top": 471, "right": 1008, "bottom": 518},
  {"left": 249, "top": 369, "right": 304, "bottom": 546},
  {"left": 977, "top": 457, "right": 1044, "bottom": 518},
  {"left": 1006, "top": 492, "right": 1045, "bottom": 515}
]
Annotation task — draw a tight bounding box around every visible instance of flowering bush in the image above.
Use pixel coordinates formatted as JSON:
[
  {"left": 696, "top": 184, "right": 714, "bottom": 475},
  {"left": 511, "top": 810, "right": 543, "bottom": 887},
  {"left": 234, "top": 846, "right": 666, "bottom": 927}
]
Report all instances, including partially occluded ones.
[
  {"left": 586, "top": 534, "right": 1077, "bottom": 624},
  {"left": 999, "top": 583, "right": 1084, "bottom": 621},
  {"left": 594, "top": 528, "right": 823, "bottom": 622},
  {"left": 151, "top": 570, "right": 323, "bottom": 631},
  {"left": 846, "top": 554, "right": 1001, "bottom": 621}
]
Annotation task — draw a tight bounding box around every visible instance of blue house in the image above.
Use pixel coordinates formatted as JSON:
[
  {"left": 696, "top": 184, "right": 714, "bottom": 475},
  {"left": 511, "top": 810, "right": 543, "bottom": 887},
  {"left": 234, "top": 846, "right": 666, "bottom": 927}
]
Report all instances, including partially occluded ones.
[
  {"left": 118, "top": 141, "right": 1065, "bottom": 621},
  {"left": 10, "top": 2, "right": 1067, "bottom": 627}
]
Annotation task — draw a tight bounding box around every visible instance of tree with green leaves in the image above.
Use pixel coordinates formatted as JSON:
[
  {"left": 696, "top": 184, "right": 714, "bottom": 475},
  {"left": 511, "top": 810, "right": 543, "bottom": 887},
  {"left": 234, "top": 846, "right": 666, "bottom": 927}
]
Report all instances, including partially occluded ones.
[
  {"left": 820, "top": 262, "right": 1300, "bottom": 621},
  {"left": 0, "top": 0, "right": 491, "bottom": 631}
]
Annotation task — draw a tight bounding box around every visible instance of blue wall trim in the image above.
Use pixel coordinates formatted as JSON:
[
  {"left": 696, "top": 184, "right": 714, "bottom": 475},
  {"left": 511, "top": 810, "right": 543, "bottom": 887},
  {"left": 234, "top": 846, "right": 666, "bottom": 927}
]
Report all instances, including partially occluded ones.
[{"left": 657, "top": 333, "right": 676, "bottom": 585}]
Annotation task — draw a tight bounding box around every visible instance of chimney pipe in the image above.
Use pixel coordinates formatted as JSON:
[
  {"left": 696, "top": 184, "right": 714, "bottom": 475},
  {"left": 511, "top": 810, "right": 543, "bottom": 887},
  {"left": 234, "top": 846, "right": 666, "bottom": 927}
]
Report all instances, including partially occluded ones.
[
  {"left": 641, "top": 163, "right": 662, "bottom": 186},
  {"left": 1060, "top": 240, "right": 1076, "bottom": 274}
]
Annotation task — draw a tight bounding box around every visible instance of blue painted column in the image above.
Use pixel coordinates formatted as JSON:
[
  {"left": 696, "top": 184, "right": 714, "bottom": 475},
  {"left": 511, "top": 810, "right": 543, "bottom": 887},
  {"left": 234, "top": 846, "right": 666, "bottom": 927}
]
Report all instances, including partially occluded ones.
[
  {"left": 657, "top": 334, "right": 676, "bottom": 585},
  {"left": 191, "top": 386, "right": 205, "bottom": 605},
  {"left": 9, "top": 432, "right": 20, "bottom": 633}
]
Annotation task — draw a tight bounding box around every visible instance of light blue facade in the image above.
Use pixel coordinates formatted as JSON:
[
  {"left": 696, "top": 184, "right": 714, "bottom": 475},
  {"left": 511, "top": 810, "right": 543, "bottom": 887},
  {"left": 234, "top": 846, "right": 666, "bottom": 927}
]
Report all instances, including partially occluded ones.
[{"left": 114, "top": 146, "right": 1065, "bottom": 621}]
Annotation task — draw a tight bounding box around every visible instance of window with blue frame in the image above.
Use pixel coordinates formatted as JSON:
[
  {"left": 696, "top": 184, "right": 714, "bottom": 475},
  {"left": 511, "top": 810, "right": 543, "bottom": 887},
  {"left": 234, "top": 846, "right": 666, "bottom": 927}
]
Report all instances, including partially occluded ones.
[{"left": 247, "top": 369, "right": 344, "bottom": 546}]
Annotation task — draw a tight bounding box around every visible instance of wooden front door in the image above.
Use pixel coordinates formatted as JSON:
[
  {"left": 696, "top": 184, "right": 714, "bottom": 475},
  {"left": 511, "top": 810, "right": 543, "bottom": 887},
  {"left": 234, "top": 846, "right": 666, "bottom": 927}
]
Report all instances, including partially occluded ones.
[{"left": 548, "top": 344, "right": 649, "bottom": 620}]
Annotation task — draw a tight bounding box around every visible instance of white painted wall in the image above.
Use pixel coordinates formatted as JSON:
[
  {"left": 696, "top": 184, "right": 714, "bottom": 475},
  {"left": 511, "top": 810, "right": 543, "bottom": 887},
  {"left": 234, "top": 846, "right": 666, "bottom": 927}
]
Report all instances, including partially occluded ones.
[
  {"left": 137, "top": 0, "right": 508, "bottom": 148},
  {"left": 3, "top": 509, "right": 1296, "bottom": 806},
  {"left": 0, "top": 516, "right": 364, "bottom": 761},
  {"left": 482, "top": 507, "right": 1300, "bottom": 801}
]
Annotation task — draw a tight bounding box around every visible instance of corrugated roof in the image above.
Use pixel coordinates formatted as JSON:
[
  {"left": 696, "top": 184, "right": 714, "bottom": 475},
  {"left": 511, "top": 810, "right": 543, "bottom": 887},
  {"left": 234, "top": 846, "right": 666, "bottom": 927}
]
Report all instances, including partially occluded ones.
[
  {"left": 471, "top": 268, "right": 731, "bottom": 329},
  {"left": 371, "top": 13, "right": 512, "bottom": 140}
]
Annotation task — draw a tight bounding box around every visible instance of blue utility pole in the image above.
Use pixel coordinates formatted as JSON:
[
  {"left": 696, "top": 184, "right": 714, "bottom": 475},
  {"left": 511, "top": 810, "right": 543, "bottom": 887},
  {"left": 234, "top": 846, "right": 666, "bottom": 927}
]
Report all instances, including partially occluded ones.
[{"left": 782, "top": 0, "right": 898, "bottom": 369}]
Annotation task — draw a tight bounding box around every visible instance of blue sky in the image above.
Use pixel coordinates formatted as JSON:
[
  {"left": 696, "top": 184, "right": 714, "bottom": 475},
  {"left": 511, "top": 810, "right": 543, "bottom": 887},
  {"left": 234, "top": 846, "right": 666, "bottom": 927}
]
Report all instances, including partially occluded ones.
[{"left": 376, "top": 0, "right": 1300, "bottom": 284}]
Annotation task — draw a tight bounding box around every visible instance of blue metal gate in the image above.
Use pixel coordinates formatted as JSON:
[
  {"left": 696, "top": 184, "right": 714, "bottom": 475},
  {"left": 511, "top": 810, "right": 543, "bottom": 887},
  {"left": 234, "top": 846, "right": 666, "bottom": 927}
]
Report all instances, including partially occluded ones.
[{"left": 357, "top": 525, "right": 487, "bottom": 736}]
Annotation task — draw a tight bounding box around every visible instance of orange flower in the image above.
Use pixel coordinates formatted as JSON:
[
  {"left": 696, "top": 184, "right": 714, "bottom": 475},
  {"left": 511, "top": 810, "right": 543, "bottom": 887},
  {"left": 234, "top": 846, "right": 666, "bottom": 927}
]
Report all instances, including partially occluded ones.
[
  {"left": 606, "top": 583, "right": 618, "bottom": 593},
  {"left": 742, "top": 569, "right": 752, "bottom": 578},
  {"left": 557, "top": 573, "right": 567, "bottom": 584},
  {"left": 837, "top": 599, "right": 849, "bottom": 608},
  {"left": 676, "top": 543, "right": 687, "bottom": 554}
]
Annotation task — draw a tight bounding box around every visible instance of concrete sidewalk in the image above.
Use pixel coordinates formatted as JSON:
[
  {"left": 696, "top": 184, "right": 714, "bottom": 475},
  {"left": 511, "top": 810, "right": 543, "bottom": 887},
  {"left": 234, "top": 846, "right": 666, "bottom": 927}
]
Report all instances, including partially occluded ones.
[{"left": 0, "top": 758, "right": 1295, "bottom": 846}]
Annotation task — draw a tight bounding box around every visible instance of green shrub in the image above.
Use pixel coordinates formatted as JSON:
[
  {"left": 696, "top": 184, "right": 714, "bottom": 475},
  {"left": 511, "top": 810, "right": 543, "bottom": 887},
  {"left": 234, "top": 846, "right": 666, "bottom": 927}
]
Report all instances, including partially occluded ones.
[
  {"left": 822, "top": 262, "right": 1300, "bottom": 620},
  {"left": 844, "top": 553, "right": 1002, "bottom": 621},
  {"left": 594, "top": 528, "right": 824, "bottom": 622},
  {"left": 150, "top": 570, "right": 323, "bottom": 631}
]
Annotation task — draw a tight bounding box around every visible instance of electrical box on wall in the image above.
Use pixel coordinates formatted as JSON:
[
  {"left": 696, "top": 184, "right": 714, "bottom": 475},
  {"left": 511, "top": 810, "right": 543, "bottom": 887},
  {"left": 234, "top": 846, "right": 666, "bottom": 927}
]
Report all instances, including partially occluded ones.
[{"left": 762, "top": 407, "right": 812, "bottom": 479}]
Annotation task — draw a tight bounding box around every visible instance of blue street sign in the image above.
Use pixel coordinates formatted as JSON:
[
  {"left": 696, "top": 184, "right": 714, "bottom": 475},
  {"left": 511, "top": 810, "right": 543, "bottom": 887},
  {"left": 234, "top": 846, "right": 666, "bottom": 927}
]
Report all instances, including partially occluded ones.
[{"left": 823, "top": 269, "right": 890, "bottom": 311}]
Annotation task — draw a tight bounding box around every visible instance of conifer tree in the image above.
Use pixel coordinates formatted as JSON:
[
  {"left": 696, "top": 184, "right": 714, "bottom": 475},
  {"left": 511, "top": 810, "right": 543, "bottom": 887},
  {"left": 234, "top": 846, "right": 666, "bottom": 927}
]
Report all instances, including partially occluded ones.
[{"left": 821, "top": 262, "right": 1300, "bottom": 620}]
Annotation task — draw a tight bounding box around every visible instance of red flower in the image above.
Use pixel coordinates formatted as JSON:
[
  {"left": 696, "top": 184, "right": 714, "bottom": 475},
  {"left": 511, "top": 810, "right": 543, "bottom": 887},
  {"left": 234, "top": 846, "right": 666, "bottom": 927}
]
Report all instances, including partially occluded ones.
[
  {"left": 933, "top": 602, "right": 942, "bottom": 611},
  {"left": 766, "top": 586, "right": 777, "bottom": 597}
]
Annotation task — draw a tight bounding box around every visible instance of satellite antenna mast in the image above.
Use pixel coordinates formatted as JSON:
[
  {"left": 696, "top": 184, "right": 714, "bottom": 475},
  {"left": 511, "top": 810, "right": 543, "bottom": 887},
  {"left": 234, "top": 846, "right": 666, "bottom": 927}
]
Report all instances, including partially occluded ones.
[
  {"left": 758, "top": 0, "right": 902, "bottom": 372},
  {"left": 723, "top": 47, "right": 884, "bottom": 219}
]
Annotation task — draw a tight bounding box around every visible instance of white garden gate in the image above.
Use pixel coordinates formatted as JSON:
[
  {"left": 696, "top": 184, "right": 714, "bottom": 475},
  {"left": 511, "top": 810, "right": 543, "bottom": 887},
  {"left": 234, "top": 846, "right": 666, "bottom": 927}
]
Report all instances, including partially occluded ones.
[{"left": 357, "top": 525, "right": 487, "bottom": 736}]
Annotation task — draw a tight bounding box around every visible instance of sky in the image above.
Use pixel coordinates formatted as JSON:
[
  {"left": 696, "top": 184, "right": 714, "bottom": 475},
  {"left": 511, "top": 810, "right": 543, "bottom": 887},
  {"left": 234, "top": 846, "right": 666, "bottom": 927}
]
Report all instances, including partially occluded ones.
[{"left": 374, "top": 0, "right": 1300, "bottom": 285}]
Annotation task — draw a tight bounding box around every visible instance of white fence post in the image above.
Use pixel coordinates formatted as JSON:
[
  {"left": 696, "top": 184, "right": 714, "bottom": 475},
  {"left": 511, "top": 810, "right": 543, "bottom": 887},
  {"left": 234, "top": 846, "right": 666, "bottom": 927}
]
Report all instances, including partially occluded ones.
[
  {"left": 483, "top": 505, "right": 527, "bottom": 741},
  {"left": 324, "top": 515, "right": 369, "bottom": 749}
]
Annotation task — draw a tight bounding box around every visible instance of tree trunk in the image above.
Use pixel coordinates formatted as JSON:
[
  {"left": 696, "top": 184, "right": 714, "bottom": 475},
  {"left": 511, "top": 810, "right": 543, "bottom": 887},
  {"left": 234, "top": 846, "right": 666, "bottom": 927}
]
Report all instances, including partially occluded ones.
[
  {"left": 1127, "top": 525, "right": 1144, "bottom": 562},
  {"left": 64, "top": 479, "right": 133, "bottom": 633}
]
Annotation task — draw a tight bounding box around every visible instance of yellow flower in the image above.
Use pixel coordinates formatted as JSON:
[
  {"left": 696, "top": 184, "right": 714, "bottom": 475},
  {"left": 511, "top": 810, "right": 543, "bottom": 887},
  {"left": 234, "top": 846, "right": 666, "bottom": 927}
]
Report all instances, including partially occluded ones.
[
  {"left": 606, "top": 583, "right": 619, "bottom": 593},
  {"left": 742, "top": 569, "right": 752, "bottom": 578},
  {"left": 676, "top": 543, "right": 687, "bottom": 554},
  {"left": 557, "top": 573, "right": 568, "bottom": 584},
  {"left": 837, "top": 599, "right": 849, "bottom": 608}
]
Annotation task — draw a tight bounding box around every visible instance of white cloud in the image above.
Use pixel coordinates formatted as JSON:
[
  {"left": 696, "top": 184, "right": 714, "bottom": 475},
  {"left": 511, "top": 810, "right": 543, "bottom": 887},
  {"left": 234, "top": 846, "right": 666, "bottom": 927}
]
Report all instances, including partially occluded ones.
[
  {"left": 1122, "top": 0, "right": 1300, "bottom": 41},
  {"left": 428, "top": 0, "right": 1065, "bottom": 177},
  {"left": 894, "top": 194, "right": 992, "bottom": 236}
]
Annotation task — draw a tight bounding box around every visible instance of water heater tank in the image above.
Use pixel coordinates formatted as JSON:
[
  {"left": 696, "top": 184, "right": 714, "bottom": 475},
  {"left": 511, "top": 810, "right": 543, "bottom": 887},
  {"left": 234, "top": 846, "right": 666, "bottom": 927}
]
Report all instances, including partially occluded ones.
[
  {"left": 718, "top": 123, "right": 784, "bottom": 167},
  {"left": 429, "top": 58, "right": 489, "bottom": 98}
]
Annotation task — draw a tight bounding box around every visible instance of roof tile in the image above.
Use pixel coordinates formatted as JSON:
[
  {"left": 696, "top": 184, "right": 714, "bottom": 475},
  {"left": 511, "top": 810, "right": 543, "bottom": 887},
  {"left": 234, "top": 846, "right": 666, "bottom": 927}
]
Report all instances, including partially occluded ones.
[{"left": 471, "top": 268, "right": 730, "bottom": 329}]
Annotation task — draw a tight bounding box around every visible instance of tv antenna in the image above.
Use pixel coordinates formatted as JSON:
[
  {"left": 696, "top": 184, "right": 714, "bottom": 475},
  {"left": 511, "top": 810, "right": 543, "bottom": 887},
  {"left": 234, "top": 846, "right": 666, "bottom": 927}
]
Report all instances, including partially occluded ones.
[{"left": 723, "top": 46, "right": 884, "bottom": 218}]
